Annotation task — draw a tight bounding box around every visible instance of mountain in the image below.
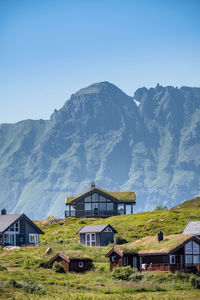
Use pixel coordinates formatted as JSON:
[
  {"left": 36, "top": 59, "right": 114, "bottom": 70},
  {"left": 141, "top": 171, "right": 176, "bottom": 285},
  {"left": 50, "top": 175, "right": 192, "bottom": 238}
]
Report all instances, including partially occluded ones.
[{"left": 0, "top": 82, "right": 200, "bottom": 219}]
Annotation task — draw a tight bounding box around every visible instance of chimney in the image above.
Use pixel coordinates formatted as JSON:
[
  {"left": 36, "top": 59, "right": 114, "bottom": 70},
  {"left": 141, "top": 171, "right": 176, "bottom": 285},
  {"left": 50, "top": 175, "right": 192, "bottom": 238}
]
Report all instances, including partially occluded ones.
[
  {"left": 91, "top": 180, "right": 95, "bottom": 188},
  {"left": 158, "top": 231, "right": 163, "bottom": 242},
  {"left": 1, "top": 208, "right": 6, "bottom": 215}
]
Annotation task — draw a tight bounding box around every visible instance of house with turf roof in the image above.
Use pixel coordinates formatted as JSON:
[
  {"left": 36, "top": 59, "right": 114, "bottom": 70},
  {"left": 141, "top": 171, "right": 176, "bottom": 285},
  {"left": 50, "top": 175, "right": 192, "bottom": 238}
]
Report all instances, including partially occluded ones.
[
  {"left": 49, "top": 252, "right": 93, "bottom": 273},
  {"left": 65, "top": 182, "right": 136, "bottom": 218},
  {"left": 106, "top": 234, "right": 200, "bottom": 273}
]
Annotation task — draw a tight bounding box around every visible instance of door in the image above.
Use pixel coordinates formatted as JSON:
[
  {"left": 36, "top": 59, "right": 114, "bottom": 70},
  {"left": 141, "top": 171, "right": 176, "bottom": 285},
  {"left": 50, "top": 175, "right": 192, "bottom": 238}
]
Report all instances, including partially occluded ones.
[
  {"left": 86, "top": 233, "right": 96, "bottom": 246},
  {"left": 9, "top": 234, "right": 15, "bottom": 246},
  {"left": 133, "top": 257, "right": 137, "bottom": 268}
]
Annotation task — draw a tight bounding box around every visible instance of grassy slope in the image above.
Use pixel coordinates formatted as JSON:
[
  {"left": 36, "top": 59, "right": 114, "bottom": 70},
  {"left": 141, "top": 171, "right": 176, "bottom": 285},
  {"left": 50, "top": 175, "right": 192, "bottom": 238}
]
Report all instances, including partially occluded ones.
[{"left": 0, "top": 197, "right": 199, "bottom": 299}]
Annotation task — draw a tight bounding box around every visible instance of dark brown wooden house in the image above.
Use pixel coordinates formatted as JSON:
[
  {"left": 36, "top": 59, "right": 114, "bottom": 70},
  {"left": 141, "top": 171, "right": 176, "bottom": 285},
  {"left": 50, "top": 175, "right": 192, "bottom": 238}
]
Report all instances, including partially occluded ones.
[
  {"left": 106, "top": 234, "right": 200, "bottom": 273},
  {"left": 65, "top": 183, "right": 136, "bottom": 218},
  {"left": 49, "top": 252, "right": 92, "bottom": 273}
]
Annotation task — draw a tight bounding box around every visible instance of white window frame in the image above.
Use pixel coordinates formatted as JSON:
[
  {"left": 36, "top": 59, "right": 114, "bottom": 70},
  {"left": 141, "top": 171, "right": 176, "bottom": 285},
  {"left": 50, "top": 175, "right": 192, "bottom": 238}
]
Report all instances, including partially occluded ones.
[
  {"left": 3, "top": 233, "right": 16, "bottom": 245},
  {"left": 103, "top": 227, "right": 112, "bottom": 232},
  {"left": 86, "top": 233, "right": 96, "bottom": 246},
  {"left": 79, "top": 262, "right": 83, "bottom": 268},
  {"left": 123, "top": 256, "right": 128, "bottom": 266},
  {"left": 170, "top": 255, "right": 176, "bottom": 264},
  {"left": 29, "top": 234, "right": 39, "bottom": 245},
  {"left": 111, "top": 256, "right": 115, "bottom": 262}
]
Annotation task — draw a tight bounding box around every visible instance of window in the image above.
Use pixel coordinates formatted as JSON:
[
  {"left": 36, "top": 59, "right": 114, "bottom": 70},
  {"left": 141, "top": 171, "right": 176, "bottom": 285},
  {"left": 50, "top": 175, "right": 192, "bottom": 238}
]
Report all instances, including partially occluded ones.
[
  {"left": 107, "top": 203, "right": 113, "bottom": 211},
  {"left": 111, "top": 256, "right": 115, "bottom": 262},
  {"left": 29, "top": 234, "right": 38, "bottom": 245},
  {"left": 79, "top": 262, "right": 83, "bottom": 268},
  {"left": 71, "top": 206, "right": 75, "bottom": 217},
  {"left": 123, "top": 256, "right": 128, "bottom": 266},
  {"left": 193, "top": 255, "right": 200, "bottom": 264},
  {"left": 85, "top": 203, "right": 91, "bottom": 211},
  {"left": 185, "top": 241, "right": 192, "bottom": 254},
  {"left": 118, "top": 204, "right": 124, "bottom": 215},
  {"left": 185, "top": 255, "right": 193, "bottom": 265},
  {"left": 193, "top": 242, "right": 200, "bottom": 254},
  {"left": 86, "top": 233, "right": 96, "bottom": 246},
  {"left": 92, "top": 193, "right": 98, "bottom": 202},
  {"left": 99, "top": 196, "right": 106, "bottom": 202},
  {"left": 104, "top": 227, "right": 112, "bottom": 232},
  {"left": 85, "top": 196, "right": 91, "bottom": 202},
  {"left": 92, "top": 202, "right": 98, "bottom": 210},
  {"left": 170, "top": 255, "right": 176, "bottom": 264},
  {"left": 8, "top": 221, "right": 20, "bottom": 232},
  {"left": 126, "top": 205, "right": 132, "bottom": 215},
  {"left": 99, "top": 202, "right": 106, "bottom": 211}
]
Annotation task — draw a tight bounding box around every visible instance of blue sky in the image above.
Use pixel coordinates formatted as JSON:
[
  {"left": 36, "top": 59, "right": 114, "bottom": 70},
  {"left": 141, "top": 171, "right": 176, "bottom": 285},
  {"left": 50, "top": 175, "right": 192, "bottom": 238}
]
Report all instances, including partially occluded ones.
[{"left": 0, "top": 0, "right": 200, "bottom": 123}]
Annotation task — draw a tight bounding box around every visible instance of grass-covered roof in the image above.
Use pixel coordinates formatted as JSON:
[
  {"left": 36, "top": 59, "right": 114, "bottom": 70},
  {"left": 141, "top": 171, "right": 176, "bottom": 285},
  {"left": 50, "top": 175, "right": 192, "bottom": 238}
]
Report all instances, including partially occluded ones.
[
  {"left": 66, "top": 187, "right": 135, "bottom": 203},
  {"left": 59, "top": 250, "right": 91, "bottom": 259},
  {"left": 118, "top": 234, "right": 194, "bottom": 254}
]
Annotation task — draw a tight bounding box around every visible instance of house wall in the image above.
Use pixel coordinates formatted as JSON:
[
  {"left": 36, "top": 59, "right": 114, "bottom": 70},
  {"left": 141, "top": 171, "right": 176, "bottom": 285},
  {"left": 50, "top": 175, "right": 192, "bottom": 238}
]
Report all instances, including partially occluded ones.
[
  {"left": 100, "top": 232, "right": 114, "bottom": 246},
  {"left": 69, "top": 259, "right": 92, "bottom": 272},
  {"left": 109, "top": 254, "right": 123, "bottom": 272}
]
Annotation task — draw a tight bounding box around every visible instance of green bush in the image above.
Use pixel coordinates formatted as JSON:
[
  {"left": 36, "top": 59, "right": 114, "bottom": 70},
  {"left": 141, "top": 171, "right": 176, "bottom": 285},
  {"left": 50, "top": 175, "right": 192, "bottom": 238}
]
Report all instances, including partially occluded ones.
[
  {"left": 116, "top": 237, "right": 128, "bottom": 245},
  {"left": 22, "top": 282, "right": 45, "bottom": 295},
  {"left": 129, "top": 272, "right": 143, "bottom": 281},
  {"left": 9, "top": 279, "right": 22, "bottom": 288},
  {"left": 53, "top": 262, "right": 65, "bottom": 273},
  {"left": 0, "top": 265, "right": 7, "bottom": 271},
  {"left": 112, "top": 266, "right": 135, "bottom": 280},
  {"left": 189, "top": 275, "right": 200, "bottom": 289},
  {"left": 39, "top": 260, "right": 52, "bottom": 269}
]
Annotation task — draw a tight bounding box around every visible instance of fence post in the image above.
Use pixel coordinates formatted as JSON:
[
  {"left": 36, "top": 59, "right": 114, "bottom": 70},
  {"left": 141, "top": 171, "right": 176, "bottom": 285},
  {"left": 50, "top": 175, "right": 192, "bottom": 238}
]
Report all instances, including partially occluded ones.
[{"left": 67, "top": 281, "right": 70, "bottom": 293}]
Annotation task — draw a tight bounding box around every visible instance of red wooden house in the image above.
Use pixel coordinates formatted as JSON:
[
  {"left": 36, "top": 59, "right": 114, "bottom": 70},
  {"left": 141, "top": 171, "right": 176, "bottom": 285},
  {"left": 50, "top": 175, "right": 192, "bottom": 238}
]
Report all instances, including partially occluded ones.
[
  {"left": 106, "top": 234, "right": 200, "bottom": 273},
  {"left": 49, "top": 252, "right": 92, "bottom": 273}
]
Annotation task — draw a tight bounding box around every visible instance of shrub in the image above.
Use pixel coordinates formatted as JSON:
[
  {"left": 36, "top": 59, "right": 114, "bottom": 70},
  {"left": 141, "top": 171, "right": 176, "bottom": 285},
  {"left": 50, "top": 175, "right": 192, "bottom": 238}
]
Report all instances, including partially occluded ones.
[
  {"left": 0, "top": 265, "right": 7, "bottom": 271},
  {"left": 39, "top": 260, "right": 52, "bottom": 269},
  {"left": 129, "top": 272, "right": 143, "bottom": 281},
  {"left": 189, "top": 275, "right": 200, "bottom": 289},
  {"left": 9, "top": 279, "right": 22, "bottom": 288},
  {"left": 22, "top": 282, "right": 45, "bottom": 295},
  {"left": 112, "top": 266, "right": 134, "bottom": 280},
  {"left": 116, "top": 237, "right": 128, "bottom": 245},
  {"left": 53, "top": 262, "right": 65, "bottom": 273}
]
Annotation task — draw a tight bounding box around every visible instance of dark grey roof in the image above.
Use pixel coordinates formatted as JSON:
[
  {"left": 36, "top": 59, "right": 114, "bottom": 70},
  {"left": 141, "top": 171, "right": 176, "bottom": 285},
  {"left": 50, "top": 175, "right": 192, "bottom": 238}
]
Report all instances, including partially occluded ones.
[
  {"left": 183, "top": 221, "right": 200, "bottom": 235},
  {"left": 76, "top": 224, "right": 117, "bottom": 234},
  {"left": 0, "top": 214, "right": 22, "bottom": 233}
]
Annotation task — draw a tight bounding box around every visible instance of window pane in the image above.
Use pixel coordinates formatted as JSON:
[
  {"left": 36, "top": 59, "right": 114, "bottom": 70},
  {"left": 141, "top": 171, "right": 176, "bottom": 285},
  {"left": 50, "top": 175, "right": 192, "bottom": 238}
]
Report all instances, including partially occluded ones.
[
  {"left": 71, "top": 206, "right": 75, "bottom": 211},
  {"left": 86, "top": 234, "right": 90, "bottom": 241},
  {"left": 118, "top": 204, "right": 124, "bottom": 215},
  {"left": 100, "top": 202, "right": 106, "bottom": 211},
  {"left": 185, "top": 255, "right": 193, "bottom": 264},
  {"left": 99, "top": 196, "right": 106, "bottom": 202},
  {"left": 193, "top": 242, "right": 200, "bottom": 254},
  {"left": 193, "top": 255, "right": 200, "bottom": 264},
  {"left": 66, "top": 211, "right": 70, "bottom": 216},
  {"left": 85, "top": 196, "right": 91, "bottom": 202},
  {"left": 185, "top": 242, "right": 192, "bottom": 254},
  {"left": 85, "top": 203, "right": 91, "bottom": 210},
  {"left": 126, "top": 205, "right": 132, "bottom": 214},
  {"left": 92, "top": 203, "right": 98, "bottom": 210},
  {"left": 66, "top": 205, "right": 70, "bottom": 211},
  {"left": 92, "top": 193, "right": 98, "bottom": 202},
  {"left": 107, "top": 203, "right": 113, "bottom": 211}
]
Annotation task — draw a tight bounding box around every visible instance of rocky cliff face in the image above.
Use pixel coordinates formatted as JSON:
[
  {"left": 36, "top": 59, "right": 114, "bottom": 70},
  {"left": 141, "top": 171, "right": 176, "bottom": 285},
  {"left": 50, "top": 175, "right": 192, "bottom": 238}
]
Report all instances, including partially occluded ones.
[{"left": 0, "top": 82, "right": 199, "bottom": 219}]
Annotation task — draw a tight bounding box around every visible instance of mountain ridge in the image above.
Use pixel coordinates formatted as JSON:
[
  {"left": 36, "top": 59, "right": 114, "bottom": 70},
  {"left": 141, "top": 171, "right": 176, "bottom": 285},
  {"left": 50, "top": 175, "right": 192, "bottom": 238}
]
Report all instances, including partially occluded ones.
[{"left": 0, "top": 82, "right": 199, "bottom": 219}]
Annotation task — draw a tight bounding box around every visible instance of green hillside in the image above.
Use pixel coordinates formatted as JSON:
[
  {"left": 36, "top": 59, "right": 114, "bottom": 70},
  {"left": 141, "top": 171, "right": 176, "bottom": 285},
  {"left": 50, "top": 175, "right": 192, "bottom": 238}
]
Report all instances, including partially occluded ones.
[{"left": 0, "top": 197, "right": 200, "bottom": 299}]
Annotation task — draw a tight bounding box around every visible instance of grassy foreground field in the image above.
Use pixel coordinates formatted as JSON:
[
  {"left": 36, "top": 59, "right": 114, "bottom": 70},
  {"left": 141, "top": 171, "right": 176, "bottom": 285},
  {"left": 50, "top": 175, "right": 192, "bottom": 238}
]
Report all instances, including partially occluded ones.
[{"left": 0, "top": 197, "right": 199, "bottom": 299}]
